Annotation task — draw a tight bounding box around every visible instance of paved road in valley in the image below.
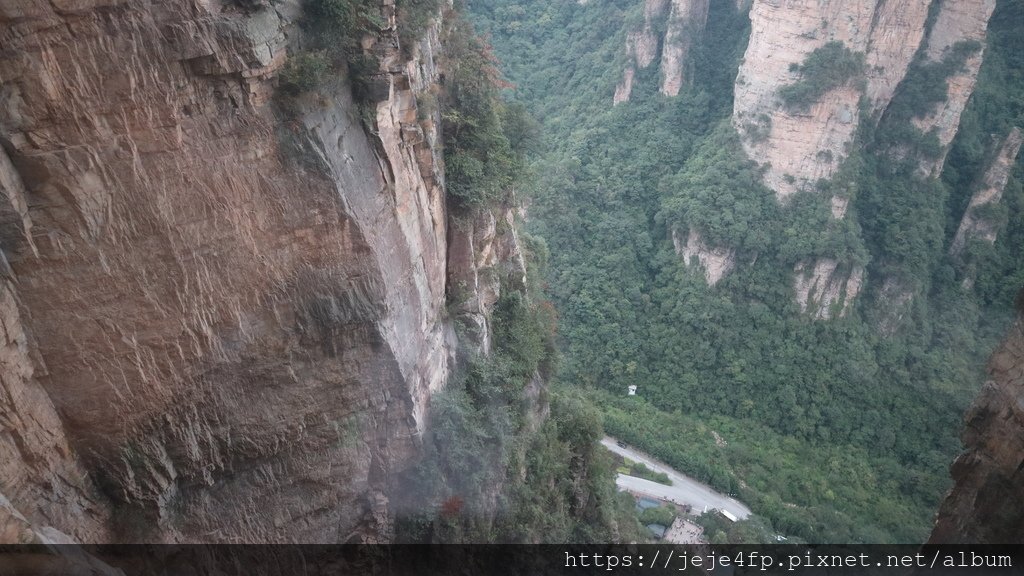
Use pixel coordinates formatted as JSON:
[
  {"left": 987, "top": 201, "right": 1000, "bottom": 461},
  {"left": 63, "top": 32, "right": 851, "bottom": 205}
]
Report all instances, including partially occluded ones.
[{"left": 600, "top": 436, "right": 752, "bottom": 520}]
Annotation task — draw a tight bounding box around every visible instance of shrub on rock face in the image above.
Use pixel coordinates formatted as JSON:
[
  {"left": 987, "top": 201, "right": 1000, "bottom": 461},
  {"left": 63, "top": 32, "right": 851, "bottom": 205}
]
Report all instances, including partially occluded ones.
[{"left": 278, "top": 51, "right": 330, "bottom": 96}]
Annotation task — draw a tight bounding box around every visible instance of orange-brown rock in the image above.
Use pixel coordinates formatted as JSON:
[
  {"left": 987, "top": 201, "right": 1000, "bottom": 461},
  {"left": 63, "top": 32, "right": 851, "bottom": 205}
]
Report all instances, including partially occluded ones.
[
  {"left": 930, "top": 309, "right": 1024, "bottom": 544},
  {"left": 0, "top": 0, "right": 512, "bottom": 543}
]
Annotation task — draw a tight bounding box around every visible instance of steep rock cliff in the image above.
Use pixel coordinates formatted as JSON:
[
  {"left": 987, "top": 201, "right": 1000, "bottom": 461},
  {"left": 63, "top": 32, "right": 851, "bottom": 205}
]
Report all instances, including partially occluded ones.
[
  {"left": 614, "top": 0, "right": 668, "bottom": 105},
  {"left": 672, "top": 228, "right": 734, "bottom": 286},
  {"left": 658, "top": 0, "right": 709, "bottom": 97},
  {"left": 0, "top": 0, "right": 519, "bottom": 544},
  {"left": 930, "top": 307, "right": 1024, "bottom": 544},
  {"left": 730, "top": 0, "right": 995, "bottom": 318},
  {"left": 733, "top": 0, "right": 931, "bottom": 201},
  {"left": 914, "top": 0, "right": 997, "bottom": 177},
  {"left": 613, "top": 0, "right": 708, "bottom": 104}
]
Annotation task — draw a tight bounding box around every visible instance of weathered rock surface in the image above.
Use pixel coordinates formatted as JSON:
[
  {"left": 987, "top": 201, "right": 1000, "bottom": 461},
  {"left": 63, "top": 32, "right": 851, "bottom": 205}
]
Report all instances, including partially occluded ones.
[
  {"left": 792, "top": 259, "right": 863, "bottom": 320},
  {"left": 930, "top": 310, "right": 1024, "bottom": 544},
  {"left": 447, "top": 204, "right": 528, "bottom": 355},
  {"left": 614, "top": 0, "right": 668, "bottom": 105},
  {"left": 731, "top": 0, "right": 995, "bottom": 318},
  {"left": 659, "top": 0, "right": 709, "bottom": 97},
  {"left": 0, "top": 0, "right": 515, "bottom": 544}
]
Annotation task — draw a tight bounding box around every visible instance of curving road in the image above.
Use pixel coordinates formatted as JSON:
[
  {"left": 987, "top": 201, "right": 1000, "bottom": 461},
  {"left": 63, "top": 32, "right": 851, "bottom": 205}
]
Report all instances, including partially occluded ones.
[{"left": 601, "top": 436, "right": 752, "bottom": 520}]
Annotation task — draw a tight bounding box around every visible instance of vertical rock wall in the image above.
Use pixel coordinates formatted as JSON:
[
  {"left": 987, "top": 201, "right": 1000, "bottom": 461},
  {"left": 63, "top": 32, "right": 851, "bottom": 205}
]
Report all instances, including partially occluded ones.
[
  {"left": 658, "top": 0, "right": 709, "bottom": 97},
  {"left": 612, "top": 0, "right": 708, "bottom": 104},
  {"left": 733, "top": 0, "right": 932, "bottom": 201},
  {"left": 728, "top": 0, "right": 995, "bottom": 318},
  {"left": 0, "top": 0, "right": 517, "bottom": 544},
  {"left": 950, "top": 127, "right": 1023, "bottom": 259},
  {"left": 914, "top": 0, "right": 997, "bottom": 176}
]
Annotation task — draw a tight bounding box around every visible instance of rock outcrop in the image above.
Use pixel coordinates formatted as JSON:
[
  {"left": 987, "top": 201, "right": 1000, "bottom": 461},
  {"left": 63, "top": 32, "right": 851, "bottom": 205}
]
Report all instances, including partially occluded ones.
[
  {"left": 732, "top": 0, "right": 995, "bottom": 318},
  {"left": 612, "top": 0, "right": 708, "bottom": 103},
  {"left": 672, "top": 228, "right": 734, "bottom": 286},
  {"left": 792, "top": 259, "right": 863, "bottom": 320},
  {"left": 914, "top": 0, "right": 997, "bottom": 177},
  {"left": 447, "top": 205, "right": 528, "bottom": 355},
  {"left": 658, "top": 0, "right": 709, "bottom": 97},
  {"left": 0, "top": 0, "right": 520, "bottom": 544},
  {"left": 614, "top": 0, "right": 668, "bottom": 105},
  {"left": 733, "top": 0, "right": 932, "bottom": 201},
  {"left": 930, "top": 308, "right": 1024, "bottom": 544},
  {"left": 950, "top": 127, "right": 1023, "bottom": 259}
]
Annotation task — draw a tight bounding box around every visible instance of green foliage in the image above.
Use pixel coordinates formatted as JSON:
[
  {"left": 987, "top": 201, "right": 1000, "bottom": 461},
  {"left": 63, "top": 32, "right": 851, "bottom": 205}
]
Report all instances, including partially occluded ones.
[
  {"left": 658, "top": 125, "right": 777, "bottom": 252},
  {"left": 397, "top": 0, "right": 443, "bottom": 55},
  {"left": 599, "top": 390, "right": 939, "bottom": 543},
  {"left": 278, "top": 50, "right": 330, "bottom": 96},
  {"left": 872, "top": 40, "right": 984, "bottom": 160},
  {"left": 442, "top": 15, "right": 529, "bottom": 208},
  {"left": 890, "top": 41, "right": 983, "bottom": 121},
  {"left": 468, "top": 0, "right": 1024, "bottom": 546},
  {"left": 306, "top": 0, "right": 382, "bottom": 44},
  {"left": 778, "top": 41, "right": 866, "bottom": 112},
  {"left": 457, "top": 0, "right": 1024, "bottom": 549},
  {"left": 696, "top": 512, "right": 780, "bottom": 544},
  {"left": 638, "top": 505, "right": 675, "bottom": 527},
  {"left": 275, "top": 0, "right": 381, "bottom": 106}
]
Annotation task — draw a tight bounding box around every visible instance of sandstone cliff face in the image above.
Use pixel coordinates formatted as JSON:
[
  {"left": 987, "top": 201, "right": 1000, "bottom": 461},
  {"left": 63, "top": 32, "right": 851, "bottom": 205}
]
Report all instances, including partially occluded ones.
[
  {"left": 733, "top": 0, "right": 932, "bottom": 201},
  {"left": 792, "top": 259, "right": 863, "bottom": 320},
  {"left": 730, "top": 0, "right": 994, "bottom": 317},
  {"left": 0, "top": 0, "right": 514, "bottom": 544},
  {"left": 930, "top": 310, "right": 1024, "bottom": 544},
  {"left": 914, "top": 0, "right": 997, "bottom": 177},
  {"left": 658, "top": 0, "right": 709, "bottom": 97},
  {"left": 612, "top": 0, "right": 708, "bottom": 104},
  {"left": 447, "top": 205, "right": 528, "bottom": 356},
  {"left": 614, "top": 0, "right": 668, "bottom": 105}
]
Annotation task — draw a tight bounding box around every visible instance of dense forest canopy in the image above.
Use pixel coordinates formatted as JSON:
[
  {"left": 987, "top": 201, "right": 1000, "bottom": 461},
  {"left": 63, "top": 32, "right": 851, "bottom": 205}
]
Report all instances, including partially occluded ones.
[{"left": 468, "top": 0, "right": 1024, "bottom": 543}]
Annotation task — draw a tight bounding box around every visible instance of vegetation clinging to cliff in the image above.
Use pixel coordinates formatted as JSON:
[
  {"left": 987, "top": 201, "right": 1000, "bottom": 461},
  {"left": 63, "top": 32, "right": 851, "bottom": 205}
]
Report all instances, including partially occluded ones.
[
  {"left": 778, "top": 41, "right": 866, "bottom": 112},
  {"left": 441, "top": 15, "right": 536, "bottom": 208}
]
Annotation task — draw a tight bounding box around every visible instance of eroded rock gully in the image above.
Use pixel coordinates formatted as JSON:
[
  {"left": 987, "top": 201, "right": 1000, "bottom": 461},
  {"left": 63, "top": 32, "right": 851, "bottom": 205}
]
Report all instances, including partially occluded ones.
[{"left": 0, "top": 0, "right": 519, "bottom": 543}]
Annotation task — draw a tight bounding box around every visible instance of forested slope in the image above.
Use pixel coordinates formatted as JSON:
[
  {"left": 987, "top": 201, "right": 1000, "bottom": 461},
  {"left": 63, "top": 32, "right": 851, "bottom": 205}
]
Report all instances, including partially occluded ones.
[{"left": 470, "top": 0, "right": 1024, "bottom": 543}]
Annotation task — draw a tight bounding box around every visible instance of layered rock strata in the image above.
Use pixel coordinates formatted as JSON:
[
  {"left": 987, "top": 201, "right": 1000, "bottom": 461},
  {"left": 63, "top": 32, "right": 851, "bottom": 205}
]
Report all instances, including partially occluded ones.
[
  {"left": 729, "top": 0, "right": 995, "bottom": 317},
  {"left": 733, "top": 0, "right": 933, "bottom": 200}
]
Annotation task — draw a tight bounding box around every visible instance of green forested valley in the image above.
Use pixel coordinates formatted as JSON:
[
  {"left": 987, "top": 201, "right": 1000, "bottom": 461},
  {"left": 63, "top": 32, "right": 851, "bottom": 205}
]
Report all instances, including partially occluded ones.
[{"left": 466, "top": 0, "right": 1024, "bottom": 543}]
